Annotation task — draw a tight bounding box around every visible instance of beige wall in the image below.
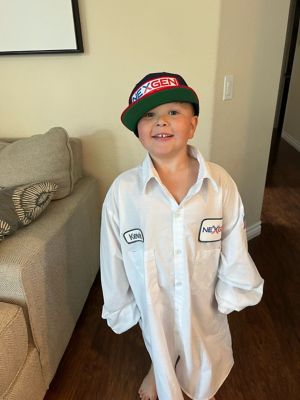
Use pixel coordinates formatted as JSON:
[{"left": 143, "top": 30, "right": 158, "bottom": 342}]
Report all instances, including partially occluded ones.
[
  {"left": 283, "top": 25, "right": 300, "bottom": 143},
  {"left": 211, "top": 0, "right": 290, "bottom": 227},
  {"left": 0, "top": 0, "right": 290, "bottom": 229},
  {"left": 0, "top": 0, "right": 220, "bottom": 203}
]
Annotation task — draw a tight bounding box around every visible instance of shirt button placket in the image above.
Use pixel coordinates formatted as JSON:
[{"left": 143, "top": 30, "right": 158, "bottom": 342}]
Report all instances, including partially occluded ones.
[{"left": 173, "top": 208, "right": 184, "bottom": 352}]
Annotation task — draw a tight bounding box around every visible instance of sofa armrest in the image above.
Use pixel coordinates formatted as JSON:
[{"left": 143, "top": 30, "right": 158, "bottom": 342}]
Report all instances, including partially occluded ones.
[{"left": 0, "top": 176, "right": 100, "bottom": 387}]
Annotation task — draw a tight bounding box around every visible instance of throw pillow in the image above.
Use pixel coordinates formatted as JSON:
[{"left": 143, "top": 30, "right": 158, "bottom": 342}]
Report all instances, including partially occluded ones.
[
  {"left": 0, "top": 181, "right": 58, "bottom": 242},
  {"left": 0, "top": 127, "right": 74, "bottom": 200}
]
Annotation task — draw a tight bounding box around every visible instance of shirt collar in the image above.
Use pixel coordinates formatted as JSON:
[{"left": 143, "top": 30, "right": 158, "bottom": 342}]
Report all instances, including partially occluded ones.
[
  {"left": 188, "top": 146, "right": 219, "bottom": 193},
  {"left": 142, "top": 153, "right": 161, "bottom": 192},
  {"left": 142, "top": 145, "right": 219, "bottom": 194}
]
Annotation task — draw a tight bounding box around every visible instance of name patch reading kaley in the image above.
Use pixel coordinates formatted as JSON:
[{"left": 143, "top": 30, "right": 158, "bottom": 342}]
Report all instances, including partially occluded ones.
[{"left": 123, "top": 229, "right": 144, "bottom": 244}]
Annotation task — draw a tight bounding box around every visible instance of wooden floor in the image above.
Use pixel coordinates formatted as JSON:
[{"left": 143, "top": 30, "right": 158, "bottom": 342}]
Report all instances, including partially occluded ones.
[{"left": 45, "top": 140, "right": 300, "bottom": 400}]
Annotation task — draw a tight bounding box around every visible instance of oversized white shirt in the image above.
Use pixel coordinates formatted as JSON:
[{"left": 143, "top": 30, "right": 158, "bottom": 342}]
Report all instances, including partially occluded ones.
[{"left": 100, "top": 146, "right": 264, "bottom": 400}]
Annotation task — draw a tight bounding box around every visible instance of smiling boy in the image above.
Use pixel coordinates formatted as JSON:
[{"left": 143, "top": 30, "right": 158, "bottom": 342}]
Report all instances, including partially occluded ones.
[
  {"left": 138, "top": 101, "right": 199, "bottom": 205},
  {"left": 100, "top": 72, "right": 264, "bottom": 400}
]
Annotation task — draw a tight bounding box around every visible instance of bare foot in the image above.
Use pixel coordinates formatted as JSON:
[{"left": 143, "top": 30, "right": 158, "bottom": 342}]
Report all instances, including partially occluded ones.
[
  {"left": 138, "top": 364, "right": 157, "bottom": 400},
  {"left": 183, "top": 394, "right": 215, "bottom": 400}
]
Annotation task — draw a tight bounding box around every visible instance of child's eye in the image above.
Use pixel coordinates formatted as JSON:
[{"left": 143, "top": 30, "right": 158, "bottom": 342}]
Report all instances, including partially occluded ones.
[
  {"left": 169, "top": 110, "right": 179, "bottom": 115},
  {"left": 144, "top": 111, "right": 155, "bottom": 118}
]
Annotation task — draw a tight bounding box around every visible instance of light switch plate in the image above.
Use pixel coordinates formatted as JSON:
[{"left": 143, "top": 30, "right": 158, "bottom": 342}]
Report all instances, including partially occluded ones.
[{"left": 223, "top": 75, "right": 234, "bottom": 100}]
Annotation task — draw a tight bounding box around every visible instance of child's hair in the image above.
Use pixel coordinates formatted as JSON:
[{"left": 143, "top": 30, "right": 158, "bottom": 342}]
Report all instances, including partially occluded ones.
[{"left": 121, "top": 72, "right": 199, "bottom": 135}]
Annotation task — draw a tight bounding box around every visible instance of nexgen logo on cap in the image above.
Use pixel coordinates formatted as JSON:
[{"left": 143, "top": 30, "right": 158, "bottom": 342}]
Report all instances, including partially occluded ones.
[{"left": 131, "top": 76, "right": 180, "bottom": 103}]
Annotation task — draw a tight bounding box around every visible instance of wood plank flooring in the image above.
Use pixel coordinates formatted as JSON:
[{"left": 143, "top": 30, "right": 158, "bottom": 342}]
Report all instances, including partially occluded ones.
[{"left": 45, "top": 139, "right": 300, "bottom": 400}]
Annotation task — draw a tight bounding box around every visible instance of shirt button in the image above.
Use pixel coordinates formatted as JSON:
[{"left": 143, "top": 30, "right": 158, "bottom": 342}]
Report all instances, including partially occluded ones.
[
  {"left": 176, "top": 281, "right": 182, "bottom": 287},
  {"left": 175, "top": 249, "right": 182, "bottom": 255}
]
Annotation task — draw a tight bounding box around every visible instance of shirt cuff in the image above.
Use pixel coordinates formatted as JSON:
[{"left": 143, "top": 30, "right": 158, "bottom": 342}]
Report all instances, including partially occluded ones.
[{"left": 102, "top": 301, "right": 140, "bottom": 334}]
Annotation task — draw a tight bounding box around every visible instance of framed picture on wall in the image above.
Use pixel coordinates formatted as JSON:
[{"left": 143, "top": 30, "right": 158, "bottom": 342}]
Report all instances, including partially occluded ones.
[{"left": 0, "top": 0, "right": 84, "bottom": 55}]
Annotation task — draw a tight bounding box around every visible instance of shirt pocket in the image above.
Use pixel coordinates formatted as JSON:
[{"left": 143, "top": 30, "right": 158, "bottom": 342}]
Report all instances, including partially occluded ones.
[
  {"left": 191, "top": 242, "right": 221, "bottom": 293},
  {"left": 127, "top": 248, "right": 159, "bottom": 304}
]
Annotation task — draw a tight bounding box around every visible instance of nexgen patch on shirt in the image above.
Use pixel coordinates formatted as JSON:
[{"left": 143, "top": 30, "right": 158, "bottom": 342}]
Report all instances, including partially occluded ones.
[{"left": 199, "top": 218, "right": 223, "bottom": 242}]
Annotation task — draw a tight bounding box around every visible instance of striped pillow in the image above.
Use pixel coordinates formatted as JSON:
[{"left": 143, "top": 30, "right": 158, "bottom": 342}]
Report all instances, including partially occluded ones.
[{"left": 0, "top": 181, "right": 57, "bottom": 241}]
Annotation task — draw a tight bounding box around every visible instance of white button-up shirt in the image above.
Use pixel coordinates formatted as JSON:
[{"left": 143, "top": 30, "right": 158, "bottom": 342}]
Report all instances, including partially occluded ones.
[{"left": 100, "top": 146, "right": 264, "bottom": 400}]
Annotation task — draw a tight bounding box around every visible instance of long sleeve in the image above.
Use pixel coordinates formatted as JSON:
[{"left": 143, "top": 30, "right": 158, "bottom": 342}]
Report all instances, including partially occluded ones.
[
  {"left": 100, "top": 192, "right": 140, "bottom": 334},
  {"left": 215, "top": 175, "right": 264, "bottom": 314}
]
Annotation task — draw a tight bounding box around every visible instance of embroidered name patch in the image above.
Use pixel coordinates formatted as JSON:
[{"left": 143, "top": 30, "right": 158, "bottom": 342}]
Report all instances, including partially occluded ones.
[
  {"left": 199, "top": 218, "right": 223, "bottom": 242},
  {"left": 123, "top": 229, "right": 144, "bottom": 244},
  {"left": 131, "top": 76, "right": 179, "bottom": 103}
]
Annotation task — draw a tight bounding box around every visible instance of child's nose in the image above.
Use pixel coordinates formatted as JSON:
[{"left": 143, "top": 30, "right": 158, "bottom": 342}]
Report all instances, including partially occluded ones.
[{"left": 156, "top": 115, "right": 168, "bottom": 126}]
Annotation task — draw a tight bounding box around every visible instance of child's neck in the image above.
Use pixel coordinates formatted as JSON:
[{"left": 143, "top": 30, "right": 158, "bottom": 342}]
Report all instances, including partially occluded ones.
[
  {"left": 150, "top": 151, "right": 199, "bottom": 204},
  {"left": 150, "top": 147, "right": 191, "bottom": 172}
]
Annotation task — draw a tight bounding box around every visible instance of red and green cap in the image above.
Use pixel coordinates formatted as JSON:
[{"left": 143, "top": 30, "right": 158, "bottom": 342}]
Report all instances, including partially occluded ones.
[{"left": 121, "top": 72, "right": 199, "bottom": 135}]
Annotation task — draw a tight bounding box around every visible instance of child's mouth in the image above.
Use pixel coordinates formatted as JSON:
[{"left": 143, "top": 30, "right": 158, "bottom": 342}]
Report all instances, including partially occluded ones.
[{"left": 152, "top": 133, "right": 173, "bottom": 139}]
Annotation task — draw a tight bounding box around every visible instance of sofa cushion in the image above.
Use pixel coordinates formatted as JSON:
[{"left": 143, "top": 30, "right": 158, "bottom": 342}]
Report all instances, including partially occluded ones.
[
  {"left": 0, "top": 181, "right": 57, "bottom": 241},
  {"left": 0, "top": 127, "right": 74, "bottom": 200},
  {"left": 0, "top": 302, "right": 28, "bottom": 397},
  {"left": 3, "top": 345, "right": 46, "bottom": 400},
  {"left": 69, "top": 138, "right": 83, "bottom": 183}
]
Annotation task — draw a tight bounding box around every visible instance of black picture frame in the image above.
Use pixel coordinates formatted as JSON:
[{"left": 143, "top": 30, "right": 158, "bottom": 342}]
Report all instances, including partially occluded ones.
[{"left": 0, "top": 0, "right": 84, "bottom": 55}]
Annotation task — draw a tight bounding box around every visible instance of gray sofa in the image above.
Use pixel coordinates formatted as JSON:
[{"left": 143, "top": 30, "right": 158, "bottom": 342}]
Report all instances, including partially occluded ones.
[{"left": 0, "top": 128, "right": 100, "bottom": 399}]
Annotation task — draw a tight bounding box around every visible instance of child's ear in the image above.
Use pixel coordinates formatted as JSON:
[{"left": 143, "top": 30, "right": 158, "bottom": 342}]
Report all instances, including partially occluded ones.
[{"left": 190, "top": 115, "right": 198, "bottom": 137}]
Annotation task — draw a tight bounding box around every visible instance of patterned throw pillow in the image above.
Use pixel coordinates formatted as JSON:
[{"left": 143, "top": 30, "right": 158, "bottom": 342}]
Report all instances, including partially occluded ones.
[{"left": 0, "top": 181, "right": 58, "bottom": 242}]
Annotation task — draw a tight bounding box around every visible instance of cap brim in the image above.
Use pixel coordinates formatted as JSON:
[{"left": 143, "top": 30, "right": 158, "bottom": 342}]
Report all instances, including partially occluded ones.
[{"left": 121, "top": 87, "right": 199, "bottom": 134}]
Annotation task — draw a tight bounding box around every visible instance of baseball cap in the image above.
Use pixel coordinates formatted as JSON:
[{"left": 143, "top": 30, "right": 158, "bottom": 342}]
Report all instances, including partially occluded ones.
[{"left": 121, "top": 72, "right": 199, "bottom": 135}]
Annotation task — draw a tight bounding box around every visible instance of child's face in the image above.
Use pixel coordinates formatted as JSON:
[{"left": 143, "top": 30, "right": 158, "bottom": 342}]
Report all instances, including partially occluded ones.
[{"left": 137, "top": 102, "right": 198, "bottom": 160}]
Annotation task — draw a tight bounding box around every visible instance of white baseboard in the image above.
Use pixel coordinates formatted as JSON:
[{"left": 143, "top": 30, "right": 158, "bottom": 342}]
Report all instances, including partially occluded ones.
[
  {"left": 247, "top": 221, "right": 261, "bottom": 241},
  {"left": 282, "top": 130, "right": 300, "bottom": 152}
]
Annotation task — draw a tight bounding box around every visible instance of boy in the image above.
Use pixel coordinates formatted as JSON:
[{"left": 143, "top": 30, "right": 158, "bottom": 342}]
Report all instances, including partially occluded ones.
[{"left": 100, "top": 72, "right": 264, "bottom": 400}]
